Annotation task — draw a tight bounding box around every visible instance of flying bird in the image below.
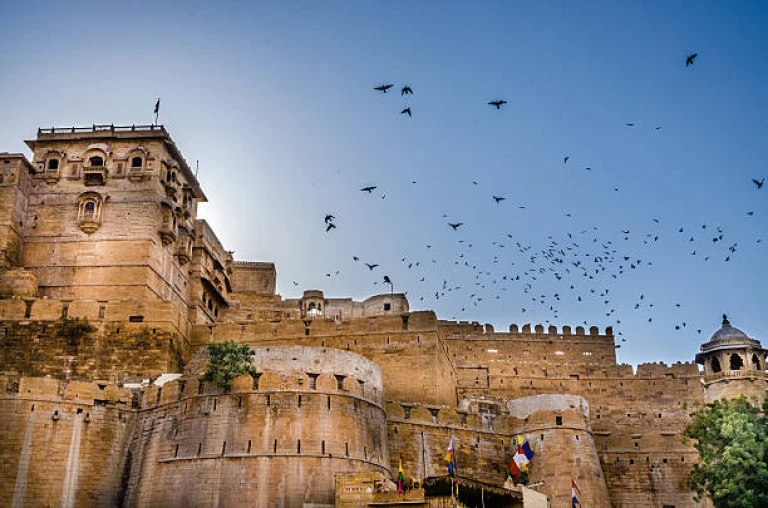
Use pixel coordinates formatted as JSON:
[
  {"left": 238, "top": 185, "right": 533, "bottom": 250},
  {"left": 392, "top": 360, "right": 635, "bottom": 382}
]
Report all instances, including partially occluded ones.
[
  {"left": 753, "top": 178, "right": 764, "bottom": 189},
  {"left": 324, "top": 214, "right": 335, "bottom": 224},
  {"left": 360, "top": 186, "right": 377, "bottom": 193},
  {"left": 448, "top": 222, "right": 464, "bottom": 230},
  {"left": 625, "top": 123, "right": 635, "bottom": 127},
  {"left": 374, "top": 84, "right": 393, "bottom": 93},
  {"left": 325, "top": 223, "right": 336, "bottom": 232},
  {"left": 401, "top": 86, "right": 413, "bottom": 95},
  {"left": 365, "top": 263, "right": 379, "bottom": 271},
  {"left": 488, "top": 100, "right": 507, "bottom": 110},
  {"left": 492, "top": 196, "right": 506, "bottom": 203},
  {"left": 400, "top": 107, "right": 412, "bottom": 118},
  {"left": 685, "top": 53, "right": 698, "bottom": 67},
  {"left": 564, "top": 156, "right": 570, "bottom": 164}
]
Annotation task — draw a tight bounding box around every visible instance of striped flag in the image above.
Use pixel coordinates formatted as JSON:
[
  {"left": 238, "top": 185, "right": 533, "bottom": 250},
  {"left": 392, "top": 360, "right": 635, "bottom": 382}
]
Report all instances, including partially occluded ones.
[
  {"left": 397, "top": 457, "right": 405, "bottom": 493},
  {"left": 572, "top": 480, "right": 581, "bottom": 506}
]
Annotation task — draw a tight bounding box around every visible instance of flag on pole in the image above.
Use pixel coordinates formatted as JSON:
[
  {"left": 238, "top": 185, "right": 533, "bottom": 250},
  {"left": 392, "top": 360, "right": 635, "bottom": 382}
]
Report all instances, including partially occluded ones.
[
  {"left": 154, "top": 98, "right": 160, "bottom": 115},
  {"left": 517, "top": 435, "right": 534, "bottom": 460},
  {"left": 397, "top": 457, "right": 405, "bottom": 493},
  {"left": 443, "top": 435, "right": 455, "bottom": 476},
  {"left": 572, "top": 480, "right": 581, "bottom": 507},
  {"left": 507, "top": 458, "right": 520, "bottom": 478}
]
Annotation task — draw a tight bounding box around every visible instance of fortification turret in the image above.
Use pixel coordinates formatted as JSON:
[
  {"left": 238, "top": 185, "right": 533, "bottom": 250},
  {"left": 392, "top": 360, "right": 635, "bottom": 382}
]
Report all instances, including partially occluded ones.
[{"left": 695, "top": 314, "right": 768, "bottom": 404}]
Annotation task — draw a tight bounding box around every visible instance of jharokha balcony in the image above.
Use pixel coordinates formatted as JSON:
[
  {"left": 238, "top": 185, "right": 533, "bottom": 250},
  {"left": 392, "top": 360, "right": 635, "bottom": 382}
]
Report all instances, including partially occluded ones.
[{"left": 83, "top": 164, "right": 107, "bottom": 186}]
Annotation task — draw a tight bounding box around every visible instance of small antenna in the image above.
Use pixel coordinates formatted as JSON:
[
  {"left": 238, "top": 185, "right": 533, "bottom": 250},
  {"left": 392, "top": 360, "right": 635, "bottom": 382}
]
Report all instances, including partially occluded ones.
[{"left": 195, "top": 160, "right": 199, "bottom": 178}]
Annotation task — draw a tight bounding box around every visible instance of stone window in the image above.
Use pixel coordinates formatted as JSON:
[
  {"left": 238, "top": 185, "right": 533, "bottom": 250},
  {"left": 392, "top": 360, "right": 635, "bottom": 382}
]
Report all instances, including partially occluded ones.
[
  {"left": 384, "top": 303, "right": 391, "bottom": 311},
  {"left": 89, "top": 156, "right": 104, "bottom": 167},
  {"left": 729, "top": 353, "right": 744, "bottom": 371},
  {"left": 76, "top": 192, "right": 104, "bottom": 234},
  {"left": 555, "top": 415, "right": 562, "bottom": 426},
  {"left": 711, "top": 357, "right": 722, "bottom": 373},
  {"left": 131, "top": 156, "right": 143, "bottom": 168},
  {"left": 752, "top": 354, "right": 761, "bottom": 370},
  {"left": 47, "top": 159, "right": 59, "bottom": 170}
]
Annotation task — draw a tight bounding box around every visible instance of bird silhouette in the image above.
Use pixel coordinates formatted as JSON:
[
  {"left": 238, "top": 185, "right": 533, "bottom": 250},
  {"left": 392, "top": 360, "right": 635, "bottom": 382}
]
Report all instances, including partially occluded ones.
[
  {"left": 365, "top": 263, "right": 379, "bottom": 271},
  {"left": 448, "top": 222, "right": 464, "bottom": 230},
  {"left": 488, "top": 100, "right": 507, "bottom": 110},
  {"left": 493, "top": 196, "right": 506, "bottom": 203},
  {"left": 325, "top": 223, "right": 336, "bottom": 232},
  {"left": 400, "top": 107, "right": 412, "bottom": 118},
  {"left": 360, "top": 186, "right": 377, "bottom": 193},
  {"left": 324, "top": 214, "right": 335, "bottom": 224},
  {"left": 374, "top": 84, "right": 393, "bottom": 93},
  {"left": 625, "top": 123, "right": 635, "bottom": 127},
  {"left": 753, "top": 178, "right": 764, "bottom": 189},
  {"left": 401, "top": 86, "right": 413, "bottom": 95},
  {"left": 564, "top": 156, "right": 570, "bottom": 164},
  {"left": 685, "top": 53, "right": 698, "bottom": 67},
  {"left": 383, "top": 275, "right": 392, "bottom": 285}
]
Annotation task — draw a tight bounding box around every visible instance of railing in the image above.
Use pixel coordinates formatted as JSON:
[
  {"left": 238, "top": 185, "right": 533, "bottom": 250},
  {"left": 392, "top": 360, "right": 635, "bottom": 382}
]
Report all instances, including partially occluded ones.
[
  {"left": 704, "top": 369, "right": 768, "bottom": 383},
  {"left": 38, "top": 124, "right": 166, "bottom": 135}
]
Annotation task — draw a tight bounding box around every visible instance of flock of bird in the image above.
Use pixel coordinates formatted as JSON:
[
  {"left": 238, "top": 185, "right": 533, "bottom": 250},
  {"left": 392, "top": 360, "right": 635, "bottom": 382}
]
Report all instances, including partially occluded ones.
[{"left": 293, "top": 52, "right": 764, "bottom": 345}]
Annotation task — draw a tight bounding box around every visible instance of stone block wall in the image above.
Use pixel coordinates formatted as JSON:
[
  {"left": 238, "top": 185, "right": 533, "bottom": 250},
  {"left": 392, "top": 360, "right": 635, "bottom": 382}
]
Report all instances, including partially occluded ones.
[
  {"left": 122, "top": 347, "right": 390, "bottom": 507},
  {"left": 194, "top": 312, "right": 457, "bottom": 406},
  {"left": 0, "top": 376, "right": 136, "bottom": 508},
  {"left": 0, "top": 301, "right": 189, "bottom": 382}
]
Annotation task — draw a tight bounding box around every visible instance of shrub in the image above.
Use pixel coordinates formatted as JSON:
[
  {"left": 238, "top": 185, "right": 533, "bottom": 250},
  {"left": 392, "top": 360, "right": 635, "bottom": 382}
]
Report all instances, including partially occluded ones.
[{"left": 203, "top": 341, "right": 255, "bottom": 392}]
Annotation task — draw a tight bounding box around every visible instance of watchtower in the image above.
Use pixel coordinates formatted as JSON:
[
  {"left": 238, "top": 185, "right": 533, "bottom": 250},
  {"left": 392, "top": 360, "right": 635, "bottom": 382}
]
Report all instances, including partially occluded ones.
[{"left": 695, "top": 314, "right": 768, "bottom": 403}]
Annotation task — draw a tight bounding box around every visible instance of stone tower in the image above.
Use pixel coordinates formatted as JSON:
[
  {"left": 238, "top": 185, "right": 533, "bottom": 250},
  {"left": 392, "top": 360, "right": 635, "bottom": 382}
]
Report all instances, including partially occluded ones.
[{"left": 695, "top": 314, "right": 768, "bottom": 404}]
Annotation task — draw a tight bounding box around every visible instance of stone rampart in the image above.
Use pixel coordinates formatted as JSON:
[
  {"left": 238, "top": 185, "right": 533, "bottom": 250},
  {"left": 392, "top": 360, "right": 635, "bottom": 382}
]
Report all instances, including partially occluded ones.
[
  {"left": 0, "top": 376, "right": 136, "bottom": 507},
  {"left": 122, "top": 347, "right": 390, "bottom": 507},
  {"left": 0, "top": 302, "right": 189, "bottom": 381},
  {"left": 192, "top": 312, "right": 457, "bottom": 406}
]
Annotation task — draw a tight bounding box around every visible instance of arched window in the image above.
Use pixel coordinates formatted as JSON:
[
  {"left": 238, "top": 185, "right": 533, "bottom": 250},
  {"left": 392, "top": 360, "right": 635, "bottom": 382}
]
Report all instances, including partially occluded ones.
[
  {"left": 47, "top": 159, "right": 59, "bottom": 170},
  {"left": 752, "top": 354, "right": 761, "bottom": 370},
  {"left": 711, "top": 357, "right": 722, "bottom": 373},
  {"left": 76, "top": 192, "right": 104, "bottom": 234},
  {"left": 89, "top": 156, "right": 104, "bottom": 167},
  {"left": 131, "top": 156, "right": 143, "bottom": 168},
  {"left": 730, "top": 354, "right": 744, "bottom": 371}
]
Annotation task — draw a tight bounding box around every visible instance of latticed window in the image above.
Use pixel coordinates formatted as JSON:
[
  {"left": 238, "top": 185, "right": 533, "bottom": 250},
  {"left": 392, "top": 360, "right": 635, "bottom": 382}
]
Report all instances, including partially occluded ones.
[{"left": 76, "top": 192, "right": 104, "bottom": 234}]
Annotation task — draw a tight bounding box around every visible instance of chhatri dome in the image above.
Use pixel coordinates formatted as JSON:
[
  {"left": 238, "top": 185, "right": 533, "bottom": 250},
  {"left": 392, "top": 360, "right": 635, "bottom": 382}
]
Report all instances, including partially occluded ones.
[{"left": 708, "top": 314, "right": 751, "bottom": 343}]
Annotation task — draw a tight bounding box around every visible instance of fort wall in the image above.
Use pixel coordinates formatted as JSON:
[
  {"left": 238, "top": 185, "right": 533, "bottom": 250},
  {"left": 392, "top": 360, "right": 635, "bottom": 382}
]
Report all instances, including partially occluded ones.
[
  {"left": 0, "top": 376, "right": 136, "bottom": 508},
  {"left": 122, "top": 347, "right": 390, "bottom": 507},
  {"left": 193, "top": 311, "right": 457, "bottom": 406},
  {"left": 0, "top": 298, "right": 190, "bottom": 381}
]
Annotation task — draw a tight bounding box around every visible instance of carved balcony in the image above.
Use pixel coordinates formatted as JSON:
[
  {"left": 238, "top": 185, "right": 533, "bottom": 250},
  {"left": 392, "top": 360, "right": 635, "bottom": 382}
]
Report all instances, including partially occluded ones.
[{"left": 82, "top": 165, "right": 107, "bottom": 186}]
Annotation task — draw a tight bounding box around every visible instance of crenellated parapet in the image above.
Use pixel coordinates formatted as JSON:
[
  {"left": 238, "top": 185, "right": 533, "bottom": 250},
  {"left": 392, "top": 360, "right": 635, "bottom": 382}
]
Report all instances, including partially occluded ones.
[{"left": 121, "top": 346, "right": 390, "bottom": 507}]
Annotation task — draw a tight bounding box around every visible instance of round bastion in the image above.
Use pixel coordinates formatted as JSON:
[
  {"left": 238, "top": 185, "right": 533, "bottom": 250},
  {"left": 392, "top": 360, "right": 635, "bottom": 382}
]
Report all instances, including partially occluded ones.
[{"left": 126, "top": 346, "right": 390, "bottom": 507}]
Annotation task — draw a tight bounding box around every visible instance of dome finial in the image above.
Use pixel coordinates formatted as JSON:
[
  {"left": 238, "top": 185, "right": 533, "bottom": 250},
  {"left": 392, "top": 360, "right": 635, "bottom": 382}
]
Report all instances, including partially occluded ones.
[{"left": 722, "top": 314, "right": 730, "bottom": 326}]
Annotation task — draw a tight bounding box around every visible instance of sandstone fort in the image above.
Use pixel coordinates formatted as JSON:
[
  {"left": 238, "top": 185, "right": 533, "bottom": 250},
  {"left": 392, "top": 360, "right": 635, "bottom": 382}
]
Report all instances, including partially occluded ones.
[{"left": 1, "top": 125, "right": 765, "bottom": 507}]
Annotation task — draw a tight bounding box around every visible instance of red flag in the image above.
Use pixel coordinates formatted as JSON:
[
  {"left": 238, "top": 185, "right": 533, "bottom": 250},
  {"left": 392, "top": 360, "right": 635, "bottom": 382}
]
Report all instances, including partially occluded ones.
[{"left": 508, "top": 459, "right": 520, "bottom": 477}]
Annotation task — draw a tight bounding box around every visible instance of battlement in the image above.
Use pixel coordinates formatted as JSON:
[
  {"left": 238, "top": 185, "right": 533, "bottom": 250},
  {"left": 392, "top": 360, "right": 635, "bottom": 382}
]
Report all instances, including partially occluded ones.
[
  {"left": 1, "top": 375, "right": 135, "bottom": 408},
  {"left": 0, "top": 297, "right": 185, "bottom": 329},
  {"left": 438, "top": 320, "right": 614, "bottom": 339}
]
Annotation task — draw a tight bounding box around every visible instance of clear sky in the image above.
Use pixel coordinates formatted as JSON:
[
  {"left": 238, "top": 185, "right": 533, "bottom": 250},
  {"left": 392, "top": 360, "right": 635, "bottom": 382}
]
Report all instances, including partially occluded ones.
[{"left": 2, "top": 1, "right": 767, "bottom": 366}]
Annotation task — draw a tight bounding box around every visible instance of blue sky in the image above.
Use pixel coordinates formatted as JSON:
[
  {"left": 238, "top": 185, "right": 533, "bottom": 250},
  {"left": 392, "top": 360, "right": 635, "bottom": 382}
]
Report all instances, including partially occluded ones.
[{"left": 1, "top": 1, "right": 767, "bottom": 366}]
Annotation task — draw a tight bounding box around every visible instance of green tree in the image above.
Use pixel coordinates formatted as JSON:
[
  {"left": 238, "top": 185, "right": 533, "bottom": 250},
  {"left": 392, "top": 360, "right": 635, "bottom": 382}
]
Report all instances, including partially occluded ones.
[
  {"left": 684, "top": 396, "right": 768, "bottom": 507},
  {"left": 203, "top": 341, "right": 255, "bottom": 391}
]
